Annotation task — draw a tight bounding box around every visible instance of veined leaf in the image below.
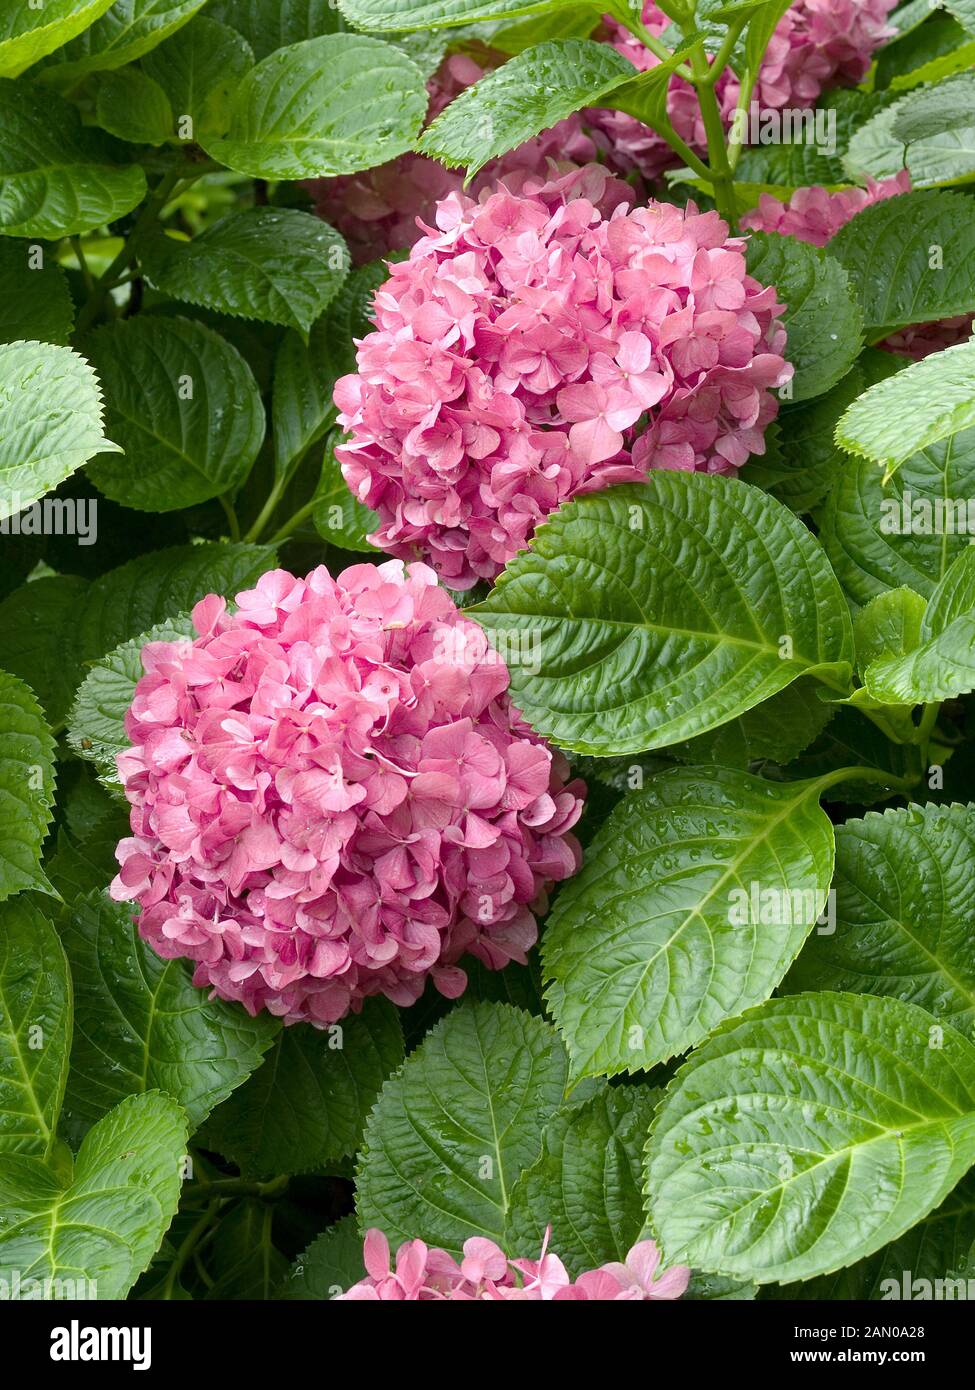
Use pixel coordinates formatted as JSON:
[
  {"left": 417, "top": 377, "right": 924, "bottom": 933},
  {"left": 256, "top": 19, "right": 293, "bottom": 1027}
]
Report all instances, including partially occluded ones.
[
  {"left": 0, "top": 898, "right": 71, "bottom": 1157},
  {"left": 853, "top": 587, "right": 927, "bottom": 676},
  {"left": 0, "top": 576, "right": 89, "bottom": 727},
  {"left": 0, "top": 0, "right": 116, "bottom": 78},
  {"left": 201, "top": 35, "right": 428, "bottom": 179},
  {"left": 281, "top": 1214, "right": 366, "bottom": 1300},
  {"left": 337, "top": 0, "right": 592, "bottom": 32},
  {"left": 506, "top": 1086, "right": 658, "bottom": 1274},
  {"left": 0, "top": 671, "right": 56, "bottom": 901},
  {"left": 742, "top": 368, "right": 864, "bottom": 513},
  {"left": 417, "top": 40, "right": 636, "bottom": 177},
  {"left": 835, "top": 339, "right": 975, "bottom": 479},
  {"left": 471, "top": 476, "right": 854, "bottom": 756},
  {"left": 94, "top": 67, "right": 174, "bottom": 145},
  {"left": 141, "top": 16, "right": 255, "bottom": 139},
  {"left": 0, "top": 240, "right": 73, "bottom": 345},
  {"left": 67, "top": 615, "right": 194, "bottom": 787},
  {"left": 203, "top": 1001, "right": 403, "bottom": 1179},
  {"left": 863, "top": 548, "right": 975, "bottom": 703},
  {"left": 75, "top": 541, "right": 274, "bottom": 666},
  {"left": 543, "top": 766, "right": 837, "bottom": 1081},
  {"left": 0, "top": 341, "right": 117, "bottom": 521},
  {"left": 85, "top": 316, "right": 265, "bottom": 512},
  {"left": 141, "top": 209, "right": 350, "bottom": 335},
  {"left": 786, "top": 804, "right": 975, "bottom": 1032},
  {"left": 356, "top": 1002, "right": 567, "bottom": 1254},
  {"left": 206, "top": 0, "right": 341, "bottom": 59},
  {"left": 313, "top": 438, "right": 379, "bottom": 553},
  {"left": 645, "top": 991, "right": 975, "bottom": 1284},
  {"left": 819, "top": 426, "right": 975, "bottom": 604},
  {"left": 830, "top": 191, "right": 975, "bottom": 338},
  {"left": 36, "top": 0, "right": 211, "bottom": 85},
  {"left": 58, "top": 892, "right": 278, "bottom": 1142},
  {"left": 745, "top": 233, "right": 862, "bottom": 402},
  {"left": 0, "top": 1091, "right": 187, "bottom": 1299}
]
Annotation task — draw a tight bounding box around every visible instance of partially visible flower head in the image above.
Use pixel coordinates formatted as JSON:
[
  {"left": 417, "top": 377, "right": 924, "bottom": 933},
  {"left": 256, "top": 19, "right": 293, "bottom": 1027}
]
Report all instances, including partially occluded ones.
[
  {"left": 338, "top": 1227, "right": 691, "bottom": 1300},
  {"left": 335, "top": 166, "right": 791, "bottom": 588},
  {"left": 111, "top": 561, "right": 585, "bottom": 1026},
  {"left": 587, "top": 0, "right": 898, "bottom": 182},
  {"left": 303, "top": 54, "right": 598, "bottom": 264},
  {"left": 742, "top": 170, "right": 975, "bottom": 360},
  {"left": 740, "top": 170, "right": 910, "bottom": 247}
]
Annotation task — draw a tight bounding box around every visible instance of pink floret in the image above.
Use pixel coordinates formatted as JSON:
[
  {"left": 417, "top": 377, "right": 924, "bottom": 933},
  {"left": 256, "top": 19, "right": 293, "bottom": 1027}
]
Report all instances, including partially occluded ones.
[
  {"left": 337, "top": 1227, "right": 691, "bottom": 1301},
  {"left": 334, "top": 165, "right": 791, "bottom": 589},
  {"left": 111, "top": 561, "right": 585, "bottom": 1026}
]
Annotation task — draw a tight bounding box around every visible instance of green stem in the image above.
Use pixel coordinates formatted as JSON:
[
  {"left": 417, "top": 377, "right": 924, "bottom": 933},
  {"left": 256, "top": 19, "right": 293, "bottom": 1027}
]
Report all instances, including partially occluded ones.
[
  {"left": 268, "top": 498, "right": 316, "bottom": 546},
  {"left": 700, "top": 17, "right": 748, "bottom": 85},
  {"left": 244, "top": 476, "right": 288, "bottom": 545},
  {"left": 69, "top": 236, "right": 94, "bottom": 294},
  {"left": 689, "top": 44, "right": 738, "bottom": 227},
  {"left": 915, "top": 700, "right": 941, "bottom": 767},
  {"left": 727, "top": 65, "right": 761, "bottom": 174},
  {"left": 623, "top": 14, "right": 694, "bottom": 79},
  {"left": 187, "top": 1174, "right": 290, "bottom": 1202},
  {"left": 74, "top": 166, "right": 187, "bottom": 336},
  {"left": 811, "top": 765, "right": 920, "bottom": 798},
  {"left": 218, "top": 493, "right": 241, "bottom": 541},
  {"left": 162, "top": 1200, "right": 219, "bottom": 1299}
]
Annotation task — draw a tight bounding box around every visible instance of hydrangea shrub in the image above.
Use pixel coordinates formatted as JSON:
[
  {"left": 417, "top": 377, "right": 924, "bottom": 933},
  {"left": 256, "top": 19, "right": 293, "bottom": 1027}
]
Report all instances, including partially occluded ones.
[{"left": 1, "top": 0, "right": 975, "bottom": 1323}]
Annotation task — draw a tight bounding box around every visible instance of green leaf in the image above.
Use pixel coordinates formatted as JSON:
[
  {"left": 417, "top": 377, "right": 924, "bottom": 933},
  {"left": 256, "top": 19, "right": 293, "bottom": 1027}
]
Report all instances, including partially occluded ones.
[
  {"left": 745, "top": 233, "right": 862, "bottom": 402},
  {"left": 0, "top": 240, "right": 74, "bottom": 345},
  {"left": 0, "top": 897, "right": 71, "bottom": 1158},
  {"left": 203, "top": 1001, "right": 403, "bottom": 1179},
  {"left": 0, "top": 341, "right": 117, "bottom": 521},
  {"left": 0, "top": 0, "right": 116, "bottom": 78},
  {"left": 768, "top": 705, "right": 920, "bottom": 806},
  {"left": 206, "top": 0, "right": 341, "bottom": 60},
  {"left": 0, "top": 78, "right": 145, "bottom": 237},
  {"left": 281, "top": 1213, "right": 365, "bottom": 1300},
  {"left": 819, "top": 427, "right": 975, "bottom": 604},
  {"left": 506, "top": 1086, "right": 658, "bottom": 1274},
  {"left": 863, "top": 548, "right": 975, "bottom": 703},
  {"left": 312, "top": 438, "right": 379, "bottom": 553},
  {"left": 769, "top": 1169, "right": 975, "bottom": 1299},
  {"left": 201, "top": 35, "right": 428, "bottom": 179},
  {"left": 0, "top": 670, "right": 56, "bottom": 901},
  {"left": 141, "top": 210, "right": 350, "bottom": 335},
  {"left": 46, "top": 813, "right": 129, "bottom": 904},
  {"left": 95, "top": 67, "right": 173, "bottom": 145},
  {"left": 272, "top": 261, "right": 384, "bottom": 476},
  {"left": 0, "top": 1090, "right": 187, "bottom": 1299},
  {"left": 667, "top": 678, "right": 835, "bottom": 769},
  {"left": 85, "top": 316, "right": 265, "bottom": 512},
  {"left": 831, "top": 192, "right": 975, "bottom": 339},
  {"left": 356, "top": 1002, "right": 567, "bottom": 1254},
  {"left": 853, "top": 586, "right": 927, "bottom": 675},
  {"left": 36, "top": 0, "right": 210, "bottom": 85},
  {"left": 67, "top": 615, "right": 194, "bottom": 786},
  {"left": 75, "top": 541, "right": 274, "bottom": 666},
  {"left": 543, "top": 766, "right": 836, "bottom": 1081},
  {"left": 141, "top": 16, "right": 255, "bottom": 140},
  {"left": 891, "top": 71, "right": 975, "bottom": 144},
  {"left": 418, "top": 40, "right": 635, "bottom": 178},
  {"left": 471, "top": 476, "right": 854, "bottom": 756},
  {"left": 58, "top": 892, "right": 278, "bottom": 1142},
  {"left": 0, "top": 577, "right": 88, "bottom": 728},
  {"left": 786, "top": 804, "right": 975, "bottom": 1033},
  {"left": 337, "top": 0, "right": 582, "bottom": 32},
  {"left": 836, "top": 339, "right": 975, "bottom": 480},
  {"left": 645, "top": 991, "right": 975, "bottom": 1284},
  {"left": 741, "top": 367, "right": 863, "bottom": 514},
  {"left": 205, "top": 1198, "right": 289, "bottom": 1299}
]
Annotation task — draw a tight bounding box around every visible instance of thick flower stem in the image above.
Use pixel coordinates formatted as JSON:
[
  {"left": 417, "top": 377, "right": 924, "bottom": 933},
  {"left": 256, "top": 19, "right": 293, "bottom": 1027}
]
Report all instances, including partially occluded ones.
[{"left": 688, "top": 45, "right": 739, "bottom": 228}]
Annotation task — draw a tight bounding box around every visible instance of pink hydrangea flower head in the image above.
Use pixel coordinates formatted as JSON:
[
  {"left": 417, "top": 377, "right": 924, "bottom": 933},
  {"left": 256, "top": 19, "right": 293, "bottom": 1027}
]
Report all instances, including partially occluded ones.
[
  {"left": 741, "top": 170, "right": 974, "bottom": 359},
  {"left": 303, "top": 53, "right": 598, "bottom": 264},
  {"left": 110, "top": 560, "right": 585, "bottom": 1026},
  {"left": 337, "top": 1227, "right": 691, "bottom": 1300},
  {"left": 587, "top": 0, "right": 898, "bottom": 183},
  {"left": 334, "top": 167, "right": 791, "bottom": 588}
]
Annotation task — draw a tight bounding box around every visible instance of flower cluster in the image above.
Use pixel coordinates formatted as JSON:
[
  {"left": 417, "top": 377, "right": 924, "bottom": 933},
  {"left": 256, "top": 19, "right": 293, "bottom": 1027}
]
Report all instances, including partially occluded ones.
[
  {"left": 110, "top": 561, "right": 585, "bottom": 1026},
  {"left": 587, "top": 0, "right": 898, "bottom": 183},
  {"left": 303, "top": 54, "right": 597, "bottom": 264},
  {"left": 335, "top": 166, "right": 791, "bottom": 588},
  {"left": 338, "top": 1228, "right": 691, "bottom": 1301},
  {"left": 742, "top": 171, "right": 974, "bottom": 360}
]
